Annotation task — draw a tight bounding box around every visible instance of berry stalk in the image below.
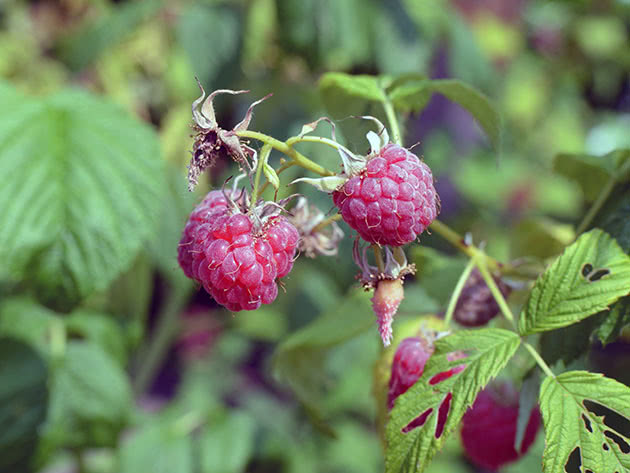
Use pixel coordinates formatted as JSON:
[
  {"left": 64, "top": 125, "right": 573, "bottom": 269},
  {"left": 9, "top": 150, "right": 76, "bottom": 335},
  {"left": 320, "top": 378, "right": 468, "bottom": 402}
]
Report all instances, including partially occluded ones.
[
  {"left": 236, "top": 130, "right": 334, "bottom": 177},
  {"left": 444, "top": 257, "right": 476, "bottom": 325}
]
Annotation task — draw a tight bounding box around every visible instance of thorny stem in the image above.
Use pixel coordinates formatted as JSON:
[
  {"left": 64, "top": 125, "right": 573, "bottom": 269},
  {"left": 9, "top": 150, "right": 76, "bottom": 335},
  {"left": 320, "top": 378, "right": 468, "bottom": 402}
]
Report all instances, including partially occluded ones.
[
  {"left": 444, "top": 257, "right": 476, "bottom": 325},
  {"left": 312, "top": 214, "right": 342, "bottom": 234},
  {"left": 523, "top": 342, "right": 555, "bottom": 379},
  {"left": 372, "top": 245, "right": 386, "bottom": 273},
  {"left": 251, "top": 143, "right": 271, "bottom": 205},
  {"left": 236, "top": 130, "right": 334, "bottom": 177}
]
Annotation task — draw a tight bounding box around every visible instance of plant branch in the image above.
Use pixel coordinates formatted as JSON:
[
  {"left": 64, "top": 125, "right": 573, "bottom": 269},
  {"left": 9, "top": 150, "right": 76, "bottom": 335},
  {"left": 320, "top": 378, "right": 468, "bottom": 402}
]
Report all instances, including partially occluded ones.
[
  {"left": 251, "top": 143, "right": 271, "bottom": 204},
  {"left": 311, "top": 214, "right": 342, "bottom": 233},
  {"left": 523, "top": 342, "right": 555, "bottom": 379},
  {"left": 133, "top": 281, "right": 193, "bottom": 396},
  {"left": 473, "top": 250, "right": 515, "bottom": 325},
  {"left": 236, "top": 130, "right": 334, "bottom": 177},
  {"left": 444, "top": 257, "right": 476, "bottom": 325},
  {"left": 382, "top": 97, "right": 402, "bottom": 146}
]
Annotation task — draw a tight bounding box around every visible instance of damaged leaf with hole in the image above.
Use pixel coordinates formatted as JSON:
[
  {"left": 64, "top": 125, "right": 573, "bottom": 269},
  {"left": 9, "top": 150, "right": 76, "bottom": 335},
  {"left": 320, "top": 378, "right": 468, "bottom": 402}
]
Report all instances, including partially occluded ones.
[{"left": 540, "top": 370, "right": 630, "bottom": 473}]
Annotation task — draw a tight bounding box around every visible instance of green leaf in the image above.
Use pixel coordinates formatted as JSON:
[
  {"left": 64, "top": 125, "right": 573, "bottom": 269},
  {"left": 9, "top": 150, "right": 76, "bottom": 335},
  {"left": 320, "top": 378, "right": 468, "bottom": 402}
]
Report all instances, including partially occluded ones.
[
  {"left": 540, "top": 371, "right": 630, "bottom": 473},
  {"left": 429, "top": 79, "right": 501, "bottom": 151},
  {"left": 43, "top": 341, "right": 133, "bottom": 449},
  {"left": 58, "top": 0, "right": 165, "bottom": 70},
  {"left": 64, "top": 310, "right": 127, "bottom": 365},
  {"left": 119, "top": 419, "right": 193, "bottom": 473},
  {"left": 387, "top": 78, "right": 501, "bottom": 151},
  {"left": 388, "top": 79, "right": 432, "bottom": 114},
  {"left": 0, "top": 297, "right": 57, "bottom": 357},
  {"left": 519, "top": 229, "right": 630, "bottom": 335},
  {"left": 176, "top": 5, "right": 240, "bottom": 86},
  {"left": 553, "top": 153, "right": 614, "bottom": 201},
  {"left": 0, "top": 82, "right": 165, "bottom": 307},
  {"left": 0, "top": 337, "right": 48, "bottom": 473},
  {"left": 199, "top": 411, "right": 256, "bottom": 473},
  {"left": 385, "top": 328, "right": 521, "bottom": 473},
  {"left": 319, "top": 73, "right": 387, "bottom": 104}
]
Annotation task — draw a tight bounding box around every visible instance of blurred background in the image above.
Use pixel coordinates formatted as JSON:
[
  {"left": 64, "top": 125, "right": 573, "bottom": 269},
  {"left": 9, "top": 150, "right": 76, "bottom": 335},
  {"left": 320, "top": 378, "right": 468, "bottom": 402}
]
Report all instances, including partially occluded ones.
[{"left": 2, "top": 0, "right": 630, "bottom": 472}]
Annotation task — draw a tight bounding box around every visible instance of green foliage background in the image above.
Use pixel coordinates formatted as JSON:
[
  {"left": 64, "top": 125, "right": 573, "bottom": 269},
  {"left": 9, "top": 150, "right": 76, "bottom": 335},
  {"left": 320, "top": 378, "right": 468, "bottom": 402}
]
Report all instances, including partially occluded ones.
[{"left": 2, "top": 0, "right": 630, "bottom": 472}]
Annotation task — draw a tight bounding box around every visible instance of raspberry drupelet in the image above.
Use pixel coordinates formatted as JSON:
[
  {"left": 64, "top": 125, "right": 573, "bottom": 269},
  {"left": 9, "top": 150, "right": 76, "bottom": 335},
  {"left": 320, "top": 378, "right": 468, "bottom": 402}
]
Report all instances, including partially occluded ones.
[
  {"left": 332, "top": 143, "right": 439, "bottom": 247},
  {"left": 178, "top": 190, "right": 299, "bottom": 312}
]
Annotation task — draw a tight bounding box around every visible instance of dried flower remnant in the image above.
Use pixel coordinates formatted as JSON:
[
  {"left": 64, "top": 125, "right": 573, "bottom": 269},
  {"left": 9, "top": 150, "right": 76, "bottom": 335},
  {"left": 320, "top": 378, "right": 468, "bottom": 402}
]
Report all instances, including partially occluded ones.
[
  {"left": 188, "top": 79, "right": 271, "bottom": 191},
  {"left": 289, "top": 197, "right": 344, "bottom": 258}
]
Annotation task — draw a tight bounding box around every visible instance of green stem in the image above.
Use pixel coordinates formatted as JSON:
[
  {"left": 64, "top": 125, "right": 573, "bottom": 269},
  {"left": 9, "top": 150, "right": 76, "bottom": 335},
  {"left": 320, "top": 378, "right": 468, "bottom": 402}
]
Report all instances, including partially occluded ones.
[
  {"left": 74, "top": 449, "right": 87, "bottom": 473},
  {"left": 429, "top": 219, "right": 500, "bottom": 271},
  {"left": 444, "top": 257, "right": 476, "bottom": 325},
  {"left": 251, "top": 143, "right": 271, "bottom": 204},
  {"left": 311, "top": 214, "right": 342, "bottom": 234},
  {"left": 133, "top": 282, "right": 192, "bottom": 396},
  {"left": 575, "top": 175, "right": 615, "bottom": 235},
  {"left": 286, "top": 134, "right": 344, "bottom": 151},
  {"left": 383, "top": 97, "right": 402, "bottom": 146},
  {"left": 236, "top": 130, "right": 334, "bottom": 177},
  {"left": 523, "top": 342, "right": 555, "bottom": 378},
  {"left": 473, "top": 250, "right": 514, "bottom": 324}
]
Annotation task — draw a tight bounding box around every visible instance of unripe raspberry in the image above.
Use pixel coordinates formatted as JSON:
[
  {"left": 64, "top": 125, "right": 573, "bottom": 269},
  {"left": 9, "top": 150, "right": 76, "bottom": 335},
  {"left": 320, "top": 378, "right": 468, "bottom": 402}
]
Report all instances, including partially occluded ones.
[
  {"left": 372, "top": 279, "right": 405, "bottom": 346},
  {"left": 461, "top": 382, "right": 542, "bottom": 470},
  {"left": 177, "top": 191, "right": 299, "bottom": 312},
  {"left": 454, "top": 269, "right": 511, "bottom": 327},
  {"left": 332, "top": 143, "right": 438, "bottom": 246}
]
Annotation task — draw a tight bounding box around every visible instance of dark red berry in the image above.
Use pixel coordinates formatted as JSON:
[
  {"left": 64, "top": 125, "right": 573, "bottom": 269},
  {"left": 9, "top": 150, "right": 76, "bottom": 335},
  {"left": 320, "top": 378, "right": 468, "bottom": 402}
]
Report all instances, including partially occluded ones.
[
  {"left": 454, "top": 269, "right": 512, "bottom": 327},
  {"left": 460, "top": 382, "right": 541, "bottom": 470},
  {"left": 332, "top": 143, "right": 438, "bottom": 246},
  {"left": 388, "top": 337, "right": 433, "bottom": 409},
  {"left": 177, "top": 191, "right": 299, "bottom": 312}
]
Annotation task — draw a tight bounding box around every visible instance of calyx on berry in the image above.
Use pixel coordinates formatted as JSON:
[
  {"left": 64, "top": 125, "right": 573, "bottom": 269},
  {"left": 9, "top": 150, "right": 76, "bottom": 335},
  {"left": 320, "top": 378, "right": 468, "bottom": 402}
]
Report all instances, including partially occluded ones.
[
  {"left": 188, "top": 78, "right": 271, "bottom": 191},
  {"left": 292, "top": 116, "right": 390, "bottom": 193}
]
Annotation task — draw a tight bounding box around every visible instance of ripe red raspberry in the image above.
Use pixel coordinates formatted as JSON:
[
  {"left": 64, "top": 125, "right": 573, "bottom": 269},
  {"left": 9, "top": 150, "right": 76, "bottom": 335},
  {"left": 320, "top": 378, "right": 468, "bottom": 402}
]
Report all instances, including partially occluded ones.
[
  {"left": 461, "top": 382, "right": 542, "bottom": 470},
  {"left": 177, "top": 191, "right": 299, "bottom": 312},
  {"left": 454, "top": 269, "right": 512, "bottom": 327},
  {"left": 332, "top": 143, "right": 438, "bottom": 246}
]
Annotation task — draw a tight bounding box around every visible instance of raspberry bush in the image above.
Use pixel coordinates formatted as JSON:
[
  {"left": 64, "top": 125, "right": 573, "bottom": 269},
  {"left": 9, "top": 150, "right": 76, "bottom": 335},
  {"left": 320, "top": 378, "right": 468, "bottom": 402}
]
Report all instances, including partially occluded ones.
[{"left": 3, "top": 3, "right": 630, "bottom": 472}]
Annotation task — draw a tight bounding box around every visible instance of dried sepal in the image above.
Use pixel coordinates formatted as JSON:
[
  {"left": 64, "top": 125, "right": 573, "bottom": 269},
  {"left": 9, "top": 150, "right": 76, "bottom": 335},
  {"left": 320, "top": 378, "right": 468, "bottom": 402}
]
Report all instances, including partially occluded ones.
[
  {"left": 289, "top": 197, "right": 344, "bottom": 258},
  {"left": 187, "top": 79, "right": 271, "bottom": 191}
]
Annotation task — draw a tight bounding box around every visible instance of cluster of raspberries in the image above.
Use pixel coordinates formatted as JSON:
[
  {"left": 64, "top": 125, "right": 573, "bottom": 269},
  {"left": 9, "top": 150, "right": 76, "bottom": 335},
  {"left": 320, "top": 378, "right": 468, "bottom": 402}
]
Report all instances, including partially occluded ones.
[
  {"left": 178, "top": 191, "right": 298, "bottom": 312},
  {"left": 332, "top": 143, "right": 438, "bottom": 247}
]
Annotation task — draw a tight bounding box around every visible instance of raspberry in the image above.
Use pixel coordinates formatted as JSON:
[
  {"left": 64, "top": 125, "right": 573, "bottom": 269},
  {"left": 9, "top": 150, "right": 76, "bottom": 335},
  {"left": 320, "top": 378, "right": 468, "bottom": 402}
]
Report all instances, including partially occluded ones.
[
  {"left": 461, "top": 382, "right": 542, "bottom": 470},
  {"left": 454, "top": 269, "right": 511, "bottom": 327},
  {"left": 372, "top": 279, "right": 405, "bottom": 346},
  {"left": 388, "top": 337, "right": 433, "bottom": 409},
  {"left": 332, "top": 143, "right": 438, "bottom": 246},
  {"left": 177, "top": 191, "right": 299, "bottom": 312}
]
